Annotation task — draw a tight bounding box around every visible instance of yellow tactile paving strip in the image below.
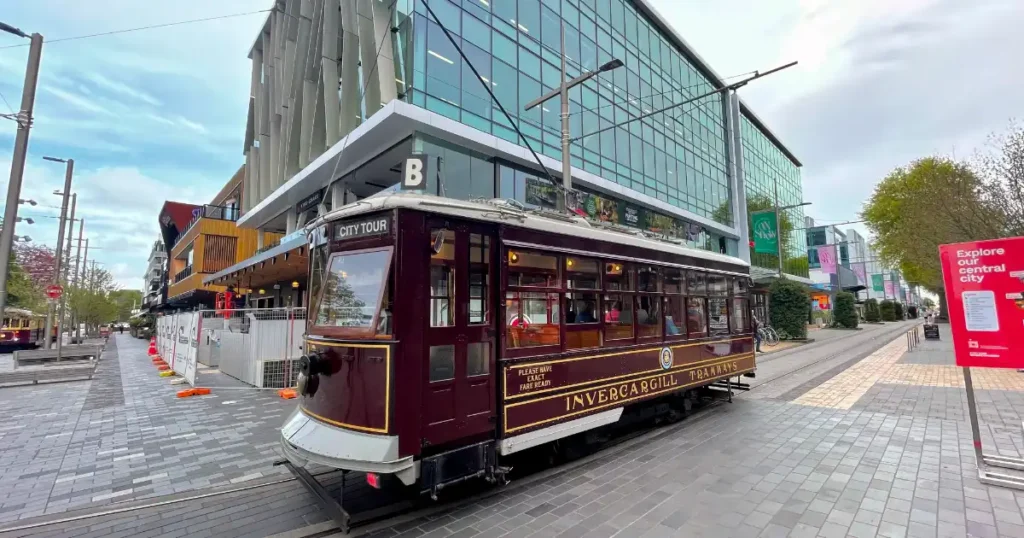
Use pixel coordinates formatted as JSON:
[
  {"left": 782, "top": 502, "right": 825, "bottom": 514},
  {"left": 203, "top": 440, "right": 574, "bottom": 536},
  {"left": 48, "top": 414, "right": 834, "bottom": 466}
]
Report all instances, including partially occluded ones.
[
  {"left": 794, "top": 337, "right": 908, "bottom": 410},
  {"left": 795, "top": 336, "right": 1024, "bottom": 409},
  {"left": 881, "top": 364, "right": 1024, "bottom": 391}
]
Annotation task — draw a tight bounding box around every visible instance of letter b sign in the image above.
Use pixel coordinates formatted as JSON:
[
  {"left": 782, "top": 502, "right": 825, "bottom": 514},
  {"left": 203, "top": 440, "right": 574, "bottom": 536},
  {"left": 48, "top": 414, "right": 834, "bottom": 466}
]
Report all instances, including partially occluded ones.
[{"left": 402, "top": 154, "right": 429, "bottom": 190}]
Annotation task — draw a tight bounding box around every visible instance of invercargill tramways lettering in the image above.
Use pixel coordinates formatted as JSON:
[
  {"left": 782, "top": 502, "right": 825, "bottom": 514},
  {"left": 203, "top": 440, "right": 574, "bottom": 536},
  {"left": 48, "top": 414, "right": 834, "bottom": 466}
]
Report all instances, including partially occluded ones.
[{"left": 564, "top": 372, "right": 679, "bottom": 412}]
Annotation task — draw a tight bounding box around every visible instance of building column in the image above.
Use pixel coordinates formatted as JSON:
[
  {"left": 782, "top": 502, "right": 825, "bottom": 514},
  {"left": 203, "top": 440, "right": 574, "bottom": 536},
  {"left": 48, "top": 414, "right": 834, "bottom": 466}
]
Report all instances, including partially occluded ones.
[
  {"left": 285, "top": 207, "right": 298, "bottom": 235},
  {"left": 257, "top": 229, "right": 265, "bottom": 249},
  {"left": 329, "top": 181, "right": 344, "bottom": 211},
  {"left": 724, "top": 91, "right": 750, "bottom": 264}
]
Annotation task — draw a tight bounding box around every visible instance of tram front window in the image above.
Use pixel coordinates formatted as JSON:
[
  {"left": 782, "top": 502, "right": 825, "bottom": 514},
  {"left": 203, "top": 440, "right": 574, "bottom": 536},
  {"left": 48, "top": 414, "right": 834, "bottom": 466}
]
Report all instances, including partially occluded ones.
[{"left": 314, "top": 249, "right": 393, "bottom": 333}]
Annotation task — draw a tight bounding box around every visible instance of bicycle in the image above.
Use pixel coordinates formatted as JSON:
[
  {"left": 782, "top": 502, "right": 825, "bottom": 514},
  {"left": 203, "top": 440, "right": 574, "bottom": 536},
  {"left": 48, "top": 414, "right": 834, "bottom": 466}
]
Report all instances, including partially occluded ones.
[{"left": 756, "top": 321, "right": 780, "bottom": 347}]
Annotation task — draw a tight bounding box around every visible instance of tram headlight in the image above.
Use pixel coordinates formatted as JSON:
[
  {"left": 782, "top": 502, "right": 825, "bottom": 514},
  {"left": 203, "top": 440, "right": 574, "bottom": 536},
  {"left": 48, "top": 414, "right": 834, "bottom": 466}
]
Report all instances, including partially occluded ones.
[
  {"left": 297, "top": 352, "right": 325, "bottom": 395},
  {"left": 296, "top": 372, "right": 308, "bottom": 395}
]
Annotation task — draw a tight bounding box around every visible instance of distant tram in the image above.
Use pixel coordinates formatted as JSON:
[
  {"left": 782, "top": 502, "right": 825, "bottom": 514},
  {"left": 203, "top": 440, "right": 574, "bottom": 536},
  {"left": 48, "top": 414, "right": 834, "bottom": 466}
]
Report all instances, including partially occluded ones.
[
  {"left": 281, "top": 193, "right": 755, "bottom": 500},
  {"left": 0, "top": 308, "right": 47, "bottom": 350}
]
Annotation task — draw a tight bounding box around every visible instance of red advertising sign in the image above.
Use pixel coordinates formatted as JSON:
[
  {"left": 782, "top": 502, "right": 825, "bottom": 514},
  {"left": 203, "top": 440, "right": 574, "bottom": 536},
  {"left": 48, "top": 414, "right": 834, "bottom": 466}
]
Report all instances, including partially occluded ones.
[{"left": 939, "top": 237, "right": 1024, "bottom": 368}]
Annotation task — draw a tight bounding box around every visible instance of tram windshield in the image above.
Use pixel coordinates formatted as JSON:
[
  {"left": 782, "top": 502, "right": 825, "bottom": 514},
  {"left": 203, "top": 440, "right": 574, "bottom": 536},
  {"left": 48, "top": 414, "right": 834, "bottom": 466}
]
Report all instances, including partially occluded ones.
[{"left": 314, "top": 248, "right": 393, "bottom": 333}]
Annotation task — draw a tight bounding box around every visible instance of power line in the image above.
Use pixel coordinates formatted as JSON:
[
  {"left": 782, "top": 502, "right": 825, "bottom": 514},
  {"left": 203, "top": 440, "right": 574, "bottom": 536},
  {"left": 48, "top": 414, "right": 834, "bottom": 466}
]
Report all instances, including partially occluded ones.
[
  {"left": 0, "top": 88, "right": 14, "bottom": 116},
  {"left": 0, "top": 8, "right": 274, "bottom": 50}
]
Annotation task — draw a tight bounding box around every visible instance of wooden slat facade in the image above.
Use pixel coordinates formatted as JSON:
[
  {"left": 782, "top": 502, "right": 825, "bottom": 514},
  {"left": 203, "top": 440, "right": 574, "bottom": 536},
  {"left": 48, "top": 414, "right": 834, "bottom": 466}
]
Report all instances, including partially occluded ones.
[{"left": 168, "top": 217, "right": 282, "bottom": 300}]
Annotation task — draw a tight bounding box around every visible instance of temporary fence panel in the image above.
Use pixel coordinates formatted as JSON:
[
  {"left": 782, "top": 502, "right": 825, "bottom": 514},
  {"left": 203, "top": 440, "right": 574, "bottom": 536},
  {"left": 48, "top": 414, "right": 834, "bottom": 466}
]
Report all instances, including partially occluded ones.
[
  {"left": 184, "top": 313, "right": 199, "bottom": 385},
  {"left": 172, "top": 314, "right": 188, "bottom": 375},
  {"left": 197, "top": 307, "right": 305, "bottom": 388}
]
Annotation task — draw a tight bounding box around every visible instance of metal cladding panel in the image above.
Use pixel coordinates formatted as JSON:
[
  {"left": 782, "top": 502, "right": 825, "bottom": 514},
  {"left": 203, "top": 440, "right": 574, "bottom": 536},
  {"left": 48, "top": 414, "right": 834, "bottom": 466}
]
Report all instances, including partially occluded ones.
[
  {"left": 501, "top": 338, "right": 755, "bottom": 436},
  {"left": 302, "top": 342, "right": 392, "bottom": 434}
]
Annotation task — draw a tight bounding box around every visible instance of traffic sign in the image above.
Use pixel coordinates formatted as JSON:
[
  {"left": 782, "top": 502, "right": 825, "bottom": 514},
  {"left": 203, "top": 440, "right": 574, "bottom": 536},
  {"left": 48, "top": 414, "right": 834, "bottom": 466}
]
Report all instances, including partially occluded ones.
[{"left": 45, "top": 284, "right": 63, "bottom": 299}]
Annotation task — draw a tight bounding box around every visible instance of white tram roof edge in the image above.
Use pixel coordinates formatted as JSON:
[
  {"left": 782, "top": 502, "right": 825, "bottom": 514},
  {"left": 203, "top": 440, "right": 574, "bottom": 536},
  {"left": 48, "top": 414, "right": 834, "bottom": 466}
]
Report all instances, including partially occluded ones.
[{"left": 311, "top": 192, "right": 749, "bottom": 271}]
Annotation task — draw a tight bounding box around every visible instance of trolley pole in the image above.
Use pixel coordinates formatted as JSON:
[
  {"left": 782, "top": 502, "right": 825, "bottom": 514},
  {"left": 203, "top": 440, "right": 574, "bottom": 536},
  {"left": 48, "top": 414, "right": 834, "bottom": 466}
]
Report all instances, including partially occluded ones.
[
  {"left": 42, "top": 157, "right": 73, "bottom": 349},
  {"left": 558, "top": 21, "right": 570, "bottom": 213},
  {"left": 0, "top": 28, "right": 42, "bottom": 320}
]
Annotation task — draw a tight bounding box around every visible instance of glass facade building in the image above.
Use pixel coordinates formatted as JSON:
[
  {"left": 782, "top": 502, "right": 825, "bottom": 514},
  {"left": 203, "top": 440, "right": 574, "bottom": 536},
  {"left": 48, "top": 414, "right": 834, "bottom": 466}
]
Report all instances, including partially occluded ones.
[
  {"left": 241, "top": 0, "right": 804, "bottom": 276},
  {"left": 402, "top": 0, "right": 734, "bottom": 225},
  {"left": 740, "top": 116, "right": 807, "bottom": 276}
]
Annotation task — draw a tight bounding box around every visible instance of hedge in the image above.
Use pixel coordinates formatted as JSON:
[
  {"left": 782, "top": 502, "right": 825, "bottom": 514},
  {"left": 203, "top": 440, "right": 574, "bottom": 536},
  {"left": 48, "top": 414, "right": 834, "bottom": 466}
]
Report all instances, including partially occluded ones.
[
  {"left": 833, "top": 291, "right": 859, "bottom": 329},
  {"left": 864, "top": 299, "right": 881, "bottom": 322},
  {"left": 769, "top": 278, "right": 810, "bottom": 339},
  {"left": 880, "top": 300, "right": 897, "bottom": 322},
  {"left": 893, "top": 302, "right": 904, "bottom": 320}
]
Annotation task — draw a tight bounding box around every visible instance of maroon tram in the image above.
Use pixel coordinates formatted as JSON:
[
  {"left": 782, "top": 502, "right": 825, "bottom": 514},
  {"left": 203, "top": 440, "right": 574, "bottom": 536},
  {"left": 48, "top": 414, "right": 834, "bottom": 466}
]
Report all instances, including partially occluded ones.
[
  {"left": 281, "top": 193, "right": 755, "bottom": 497},
  {"left": 0, "top": 308, "right": 46, "bottom": 350}
]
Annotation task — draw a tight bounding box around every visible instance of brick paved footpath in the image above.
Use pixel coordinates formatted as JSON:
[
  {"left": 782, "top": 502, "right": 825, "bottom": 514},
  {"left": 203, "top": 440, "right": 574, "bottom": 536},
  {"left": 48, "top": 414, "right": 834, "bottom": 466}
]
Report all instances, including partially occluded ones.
[
  {"left": 0, "top": 334, "right": 295, "bottom": 524},
  {"left": 6, "top": 325, "right": 1024, "bottom": 537}
]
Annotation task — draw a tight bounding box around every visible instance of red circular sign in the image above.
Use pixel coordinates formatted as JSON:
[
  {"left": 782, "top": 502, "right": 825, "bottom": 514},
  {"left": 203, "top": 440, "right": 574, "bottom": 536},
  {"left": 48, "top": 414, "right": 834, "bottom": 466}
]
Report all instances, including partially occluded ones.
[{"left": 45, "top": 285, "right": 63, "bottom": 299}]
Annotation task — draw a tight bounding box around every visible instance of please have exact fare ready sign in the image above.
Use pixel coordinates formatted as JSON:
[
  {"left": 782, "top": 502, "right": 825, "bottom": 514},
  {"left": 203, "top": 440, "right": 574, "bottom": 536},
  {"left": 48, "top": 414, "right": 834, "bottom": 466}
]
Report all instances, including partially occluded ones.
[{"left": 940, "top": 237, "right": 1024, "bottom": 369}]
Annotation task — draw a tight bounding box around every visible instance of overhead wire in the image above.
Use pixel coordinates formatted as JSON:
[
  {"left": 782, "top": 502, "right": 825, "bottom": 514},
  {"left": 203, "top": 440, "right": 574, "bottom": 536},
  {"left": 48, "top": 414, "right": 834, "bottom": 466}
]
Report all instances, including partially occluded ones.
[{"left": 0, "top": 9, "right": 275, "bottom": 50}]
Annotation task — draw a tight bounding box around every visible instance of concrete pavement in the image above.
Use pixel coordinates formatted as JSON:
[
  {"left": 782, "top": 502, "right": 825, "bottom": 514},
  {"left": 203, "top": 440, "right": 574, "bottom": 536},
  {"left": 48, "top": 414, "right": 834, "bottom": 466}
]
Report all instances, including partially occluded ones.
[{"left": 5, "top": 323, "right": 1024, "bottom": 537}]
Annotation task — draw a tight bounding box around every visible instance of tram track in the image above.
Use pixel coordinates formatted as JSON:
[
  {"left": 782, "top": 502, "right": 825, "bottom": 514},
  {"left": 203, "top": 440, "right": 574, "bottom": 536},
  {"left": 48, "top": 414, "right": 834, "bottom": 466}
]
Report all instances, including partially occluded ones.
[{"left": 0, "top": 322, "right": 921, "bottom": 538}]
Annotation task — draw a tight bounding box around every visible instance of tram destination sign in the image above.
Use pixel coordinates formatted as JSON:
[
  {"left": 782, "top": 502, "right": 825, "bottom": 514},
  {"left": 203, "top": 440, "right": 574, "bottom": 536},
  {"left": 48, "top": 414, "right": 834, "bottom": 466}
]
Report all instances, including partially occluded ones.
[{"left": 334, "top": 216, "right": 390, "bottom": 241}]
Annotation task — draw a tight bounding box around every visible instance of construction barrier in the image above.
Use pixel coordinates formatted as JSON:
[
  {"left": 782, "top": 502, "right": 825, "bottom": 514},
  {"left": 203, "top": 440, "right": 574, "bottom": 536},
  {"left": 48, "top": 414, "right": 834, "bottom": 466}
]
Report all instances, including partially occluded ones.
[{"left": 156, "top": 307, "right": 304, "bottom": 389}]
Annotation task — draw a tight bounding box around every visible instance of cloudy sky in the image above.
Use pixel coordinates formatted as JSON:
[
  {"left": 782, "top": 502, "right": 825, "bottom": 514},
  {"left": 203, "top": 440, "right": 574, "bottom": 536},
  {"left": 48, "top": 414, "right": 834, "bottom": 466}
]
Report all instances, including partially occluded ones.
[{"left": 1, "top": 0, "right": 1022, "bottom": 289}]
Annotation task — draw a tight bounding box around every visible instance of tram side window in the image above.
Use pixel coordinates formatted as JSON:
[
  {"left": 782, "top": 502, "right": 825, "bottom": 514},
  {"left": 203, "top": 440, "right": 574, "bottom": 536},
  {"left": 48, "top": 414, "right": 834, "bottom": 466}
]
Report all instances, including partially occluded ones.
[
  {"left": 664, "top": 268, "right": 684, "bottom": 337},
  {"left": 636, "top": 265, "right": 662, "bottom": 339},
  {"left": 566, "top": 257, "right": 601, "bottom": 350},
  {"left": 603, "top": 263, "right": 634, "bottom": 342},
  {"left": 468, "top": 234, "right": 490, "bottom": 325},
  {"left": 731, "top": 298, "right": 750, "bottom": 334},
  {"left": 506, "top": 249, "right": 560, "bottom": 350},
  {"left": 708, "top": 275, "right": 730, "bottom": 336},
  {"left": 708, "top": 297, "right": 730, "bottom": 337},
  {"left": 686, "top": 271, "right": 708, "bottom": 338},
  {"left": 430, "top": 229, "right": 456, "bottom": 327}
]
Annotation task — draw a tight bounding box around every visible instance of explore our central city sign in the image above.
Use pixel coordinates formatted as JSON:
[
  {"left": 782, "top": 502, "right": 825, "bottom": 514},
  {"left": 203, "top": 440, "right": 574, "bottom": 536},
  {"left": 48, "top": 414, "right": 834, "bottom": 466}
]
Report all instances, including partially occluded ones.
[{"left": 939, "top": 236, "right": 1024, "bottom": 368}]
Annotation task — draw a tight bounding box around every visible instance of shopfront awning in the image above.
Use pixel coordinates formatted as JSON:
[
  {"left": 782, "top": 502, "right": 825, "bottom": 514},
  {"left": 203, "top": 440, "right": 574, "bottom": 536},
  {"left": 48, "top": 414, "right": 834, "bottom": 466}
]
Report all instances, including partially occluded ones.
[{"left": 203, "top": 235, "right": 308, "bottom": 289}]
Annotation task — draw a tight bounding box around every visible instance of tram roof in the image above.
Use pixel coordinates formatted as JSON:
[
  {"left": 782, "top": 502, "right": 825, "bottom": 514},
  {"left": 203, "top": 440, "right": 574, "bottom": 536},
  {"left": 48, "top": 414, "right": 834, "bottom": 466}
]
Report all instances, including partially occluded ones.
[
  {"left": 3, "top": 307, "right": 40, "bottom": 318},
  {"left": 313, "top": 192, "right": 748, "bottom": 270}
]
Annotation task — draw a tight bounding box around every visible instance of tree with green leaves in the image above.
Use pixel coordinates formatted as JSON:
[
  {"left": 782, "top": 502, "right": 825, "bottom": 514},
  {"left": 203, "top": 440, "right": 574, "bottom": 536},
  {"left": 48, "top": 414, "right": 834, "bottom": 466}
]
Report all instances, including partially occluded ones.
[
  {"left": 864, "top": 299, "right": 881, "bottom": 322},
  {"left": 109, "top": 289, "right": 143, "bottom": 322},
  {"left": 862, "top": 157, "right": 1006, "bottom": 319},
  {"left": 769, "top": 278, "right": 809, "bottom": 339},
  {"left": 921, "top": 297, "right": 936, "bottom": 310},
  {"left": 833, "top": 292, "right": 858, "bottom": 329},
  {"left": 880, "top": 300, "right": 896, "bottom": 322}
]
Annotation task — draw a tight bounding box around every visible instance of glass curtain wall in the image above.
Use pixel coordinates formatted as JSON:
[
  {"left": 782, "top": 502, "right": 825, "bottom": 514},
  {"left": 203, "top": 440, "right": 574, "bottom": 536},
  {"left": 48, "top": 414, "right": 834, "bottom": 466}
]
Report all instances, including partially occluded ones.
[
  {"left": 407, "top": 0, "right": 734, "bottom": 226},
  {"left": 740, "top": 115, "right": 807, "bottom": 278}
]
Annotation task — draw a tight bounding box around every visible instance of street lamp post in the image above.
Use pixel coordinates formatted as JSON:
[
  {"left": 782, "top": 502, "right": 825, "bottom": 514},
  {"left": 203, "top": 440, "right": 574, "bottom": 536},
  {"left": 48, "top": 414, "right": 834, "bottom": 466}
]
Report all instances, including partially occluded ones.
[
  {"left": 42, "top": 156, "right": 73, "bottom": 349},
  {"left": 524, "top": 21, "right": 623, "bottom": 212}
]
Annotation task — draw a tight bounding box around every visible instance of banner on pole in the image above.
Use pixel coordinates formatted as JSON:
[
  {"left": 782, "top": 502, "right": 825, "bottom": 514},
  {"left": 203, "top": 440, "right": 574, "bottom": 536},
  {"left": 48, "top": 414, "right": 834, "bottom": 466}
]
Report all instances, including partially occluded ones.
[
  {"left": 818, "top": 245, "right": 837, "bottom": 275},
  {"left": 853, "top": 263, "right": 867, "bottom": 286},
  {"left": 883, "top": 279, "right": 895, "bottom": 298},
  {"left": 871, "top": 274, "right": 884, "bottom": 292},
  {"left": 940, "top": 237, "right": 1024, "bottom": 368},
  {"left": 751, "top": 211, "right": 778, "bottom": 254}
]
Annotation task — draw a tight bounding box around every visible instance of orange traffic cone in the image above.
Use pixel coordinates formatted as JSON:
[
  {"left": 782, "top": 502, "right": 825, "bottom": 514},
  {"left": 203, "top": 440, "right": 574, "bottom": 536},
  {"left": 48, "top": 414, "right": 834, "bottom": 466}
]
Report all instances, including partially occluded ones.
[{"left": 147, "top": 342, "right": 158, "bottom": 356}]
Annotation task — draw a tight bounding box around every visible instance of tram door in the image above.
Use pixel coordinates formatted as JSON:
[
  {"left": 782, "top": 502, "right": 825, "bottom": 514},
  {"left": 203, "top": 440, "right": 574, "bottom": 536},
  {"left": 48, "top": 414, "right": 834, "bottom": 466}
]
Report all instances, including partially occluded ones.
[{"left": 423, "top": 221, "right": 497, "bottom": 447}]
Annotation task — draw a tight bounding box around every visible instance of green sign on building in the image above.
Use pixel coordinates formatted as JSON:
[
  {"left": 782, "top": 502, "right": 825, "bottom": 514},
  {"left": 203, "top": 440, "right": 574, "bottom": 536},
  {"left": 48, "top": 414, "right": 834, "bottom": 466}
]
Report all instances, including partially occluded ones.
[
  {"left": 872, "top": 274, "right": 884, "bottom": 292},
  {"left": 751, "top": 211, "right": 778, "bottom": 254}
]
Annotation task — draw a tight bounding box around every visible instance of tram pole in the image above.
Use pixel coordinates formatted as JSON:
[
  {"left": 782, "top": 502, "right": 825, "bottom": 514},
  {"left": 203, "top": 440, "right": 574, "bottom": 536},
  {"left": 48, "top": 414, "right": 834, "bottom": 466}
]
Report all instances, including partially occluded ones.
[
  {"left": 56, "top": 193, "right": 75, "bottom": 358},
  {"left": 0, "top": 28, "right": 42, "bottom": 321},
  {"left": 71, "top": 219, "right": 83, "bottom": 342},
  {"left": 42, "top": 157, "right": 73, "bottom": 349}
]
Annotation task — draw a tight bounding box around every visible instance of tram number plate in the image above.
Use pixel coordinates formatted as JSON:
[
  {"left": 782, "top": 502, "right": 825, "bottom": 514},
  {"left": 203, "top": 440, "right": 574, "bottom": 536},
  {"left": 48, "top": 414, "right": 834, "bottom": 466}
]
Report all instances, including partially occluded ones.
[{"left": 335, "top": 217, "right": 390, "bottom": 240}]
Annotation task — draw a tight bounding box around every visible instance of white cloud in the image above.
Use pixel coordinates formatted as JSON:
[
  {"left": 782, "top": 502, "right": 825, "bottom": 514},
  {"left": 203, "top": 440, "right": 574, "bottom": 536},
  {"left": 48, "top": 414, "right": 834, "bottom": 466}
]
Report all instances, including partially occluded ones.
[
  {"left": 85, "top": 72, "right": 161, "bottom": 106},
  {"left": 42, "top": 86, "right": 112, "bottom": 116}
]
